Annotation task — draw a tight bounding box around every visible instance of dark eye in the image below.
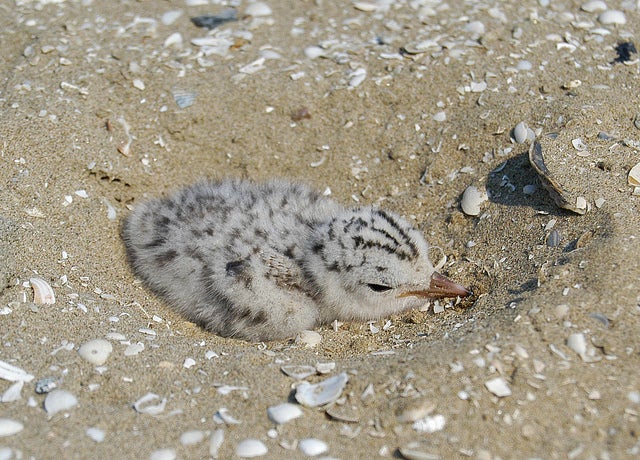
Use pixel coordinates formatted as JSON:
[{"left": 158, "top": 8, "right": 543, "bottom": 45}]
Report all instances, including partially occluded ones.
[{"left": 366, "top": 283, "right": 393, "bottom": 292}]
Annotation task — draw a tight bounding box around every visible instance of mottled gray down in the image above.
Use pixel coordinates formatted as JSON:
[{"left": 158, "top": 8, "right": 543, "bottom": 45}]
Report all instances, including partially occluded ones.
[{"left": 121, "top": 179, "right": 469, "bottom": 341}]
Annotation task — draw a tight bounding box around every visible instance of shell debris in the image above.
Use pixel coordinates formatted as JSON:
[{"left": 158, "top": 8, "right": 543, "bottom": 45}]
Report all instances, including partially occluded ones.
[
  {"left": 267, "top": 402, "right": 303, "bottom": 424},
  {"left": 78, "top": 339, "right": 113, "bottom": 365},
  {"left": 295, "top": 372, "right": 348, "bottom": 407},
  {"left": 30, "top": 277, "right": 56, "bottom": 304},
  {"left": 236, "top": 438, "right": 268, "bottom": 458},
  {"left": 0, "top": 360, "right": 34, "bottom": 383},
  {"left": 44, "top": 389, "right": 78, "bottom": 416},
  {"left": 0, "top": 419, "right": 24, "bottom": 437}
]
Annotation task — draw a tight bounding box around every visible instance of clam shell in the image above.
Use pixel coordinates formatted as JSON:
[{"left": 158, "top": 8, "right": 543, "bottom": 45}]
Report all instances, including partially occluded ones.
[
  {"left": 298, "top": 438, "right": 328, "bottom": 456},
  {"left": 30, "top": 277, "right": 55, "bottom": 304},
  {"left": 133, "top": 393, "right": 166, "bottom": 415},
  {"left": 295, "top": 372, "right": 348, "bottom": 407},
  {"left": 281, "top": 365, "right": 316, "bottom": 380},
  {"left": 209, "top": 428, "right": 224, "bottom": 458},
  {"left": 529, "top": 141, "right": 587, "bottom": 215},
  {"left": 267, "top": 403, "right": 303, "bottom": 424},
  {"left": 461, "top": 186, "right": 488, "bottom": 216},
  {"left": 236, "top": 438, "right": 268, "bottom": 458}
]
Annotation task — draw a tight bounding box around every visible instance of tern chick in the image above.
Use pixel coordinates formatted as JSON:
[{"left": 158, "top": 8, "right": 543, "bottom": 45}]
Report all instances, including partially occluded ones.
[{"left": 121, "top": 179, "right": 470, "bottom": 341}]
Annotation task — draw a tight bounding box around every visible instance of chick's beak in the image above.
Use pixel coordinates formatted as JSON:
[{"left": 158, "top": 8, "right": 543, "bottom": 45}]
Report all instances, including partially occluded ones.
[{"left": 398, "top": 271, "right": 471, "bottom": 299}]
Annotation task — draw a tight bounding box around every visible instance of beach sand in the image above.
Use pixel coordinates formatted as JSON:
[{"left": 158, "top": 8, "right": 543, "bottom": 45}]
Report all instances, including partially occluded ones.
[{"left": 1, "top": 0, "right": 639, "bottom": 458}]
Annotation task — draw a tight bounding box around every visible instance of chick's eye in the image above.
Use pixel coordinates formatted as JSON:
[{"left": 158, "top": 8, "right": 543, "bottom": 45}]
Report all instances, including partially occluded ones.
[{"left": 366, "top": 283, "right": 393, "bottom": 292}]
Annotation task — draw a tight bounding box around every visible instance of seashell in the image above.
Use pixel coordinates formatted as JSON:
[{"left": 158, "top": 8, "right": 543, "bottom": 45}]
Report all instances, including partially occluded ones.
[
  {"left": 295, "top": 372, "right": 348, "bottom": 407},
  {"left": 412, "top": 414, "right": 446, "bottom": 433},
  {"left": 298, "top": 438, "right": 328, "bottom": 456},
  {"left": 461, "top": 186, "right": 488, "bottom": 216},
  {"left": 529, "top": 141, "right": 587, "bottom": 215},
  {"left": 295, "top": 330, "right": 321, "bottom": 348},
  {"left": 267, "top": 403, "right": 303, "bottom": 424},
  {"left": 86, "top": 427, "right": 106, "bottom": 442},
  {"left": 133, "top": 393, "right": 166, "bottom": 415},
  {"left": 245, "top": 2, "right": 272, "bottom": 17},
  {"left": 513, "top": 121, "right": 529, "bottom": 144},
  {"left": 325, "top": 404, "right": 360, "bottom": 423},
  {"left": 149, "top": 449, "right": 176, "bottom": 460},
  {"left": 399, "top": 444, "right": 440, "bottom": 460},
  {"left": 353, "top": 2, "right": 379, "bottom": 12},
  {"left": 567, "top": 332, "right": 587, "bottom": 358},
  {"left": 124, "top": 342, "right": 145, "bottom": 356},
  {"left": 172, "top": 88, "right": 196, "bottom": 109},
  {"left": 44, "top": 389, "right": 78, "bottom": 416},
  {"left": 315, "top": 362, "right": 335, "bottom": 374},
  {"left": 546, "top": 229, "right": 561, "bottom": 247},
  {"left": 213, "top": 407, "right": 241, "bottom": 425},
  {"left": 598, "top": 10, "right": 626, "bottom": 25},
  {"left": 348, "top": 68, "right": 366, "bottom": 88},
  {"left": 180, "top": 430, "right": 205, "bottom": 446},
  {"left": 396, "top": 399, "right": 436, "bottom": 423},
  {"left": 571, "top": 138, "right": 587, "bottom": 152},
  {"left": 0, "top": 360, "right": 34, "bottom": 383},
  {"left": 236, "top": 438, "right": 268, "bottom": 458},
  {"left": 628, "top": 162, "right": 640, "bottom": 186},
  {"left": 78, "top": 339, "right": 113, "bottom": 365},
  {"left": 1, "top": 381, "right": 23, "bottom": 402},
  {"left": 0, "top": 418, "right": 23, "bottom": 437},
  {"left": 581, "top": 1, "right": 607, "bottom": 13},
  {"left": 281, "top": 365, "right": 316, "bottom": 380},
  {"left": 209, "top": 428, "right": 225, "bottom": 458},
  {"left": 484, "top": 377, "right": 511, "bottom": 397},
  {"left": 30, "top": 277, "right": 55, "bottom": 304},
  {"left": 304, "top": 46, "right": 325, "bottom": 59}
]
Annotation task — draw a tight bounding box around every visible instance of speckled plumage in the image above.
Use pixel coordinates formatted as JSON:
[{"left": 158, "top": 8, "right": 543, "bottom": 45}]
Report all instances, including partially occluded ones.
[{"left": 121, "top": 179, "right": 469, "bottom": 341}]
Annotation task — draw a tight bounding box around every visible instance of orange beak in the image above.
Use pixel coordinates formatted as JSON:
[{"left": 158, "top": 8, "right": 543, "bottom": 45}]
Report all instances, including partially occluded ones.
[{"left": 398, "top": 271, "right": 471, "bottom": 299}]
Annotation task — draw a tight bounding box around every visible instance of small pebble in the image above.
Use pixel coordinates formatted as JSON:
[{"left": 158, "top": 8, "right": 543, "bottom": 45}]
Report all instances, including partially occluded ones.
[
  {"left": 567, "top": 333, "right": 587, "bottom": 359},
  {"left": 236, "top": 439, "right": 268, "bottom": 458},
  {"left": 78, "top": 339, "right": 113, "bottom": 365},
  {"left": 298, "top": 438, "right": 328, "bottom": 456},
  {"left": 412, "top": 414, "right": 446, "bottom": 433}
]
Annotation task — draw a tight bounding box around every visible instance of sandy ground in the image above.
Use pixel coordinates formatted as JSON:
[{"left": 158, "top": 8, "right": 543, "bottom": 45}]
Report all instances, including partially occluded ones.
[{"left": 1, "top": 0, "right": 639, "bottom": 458}]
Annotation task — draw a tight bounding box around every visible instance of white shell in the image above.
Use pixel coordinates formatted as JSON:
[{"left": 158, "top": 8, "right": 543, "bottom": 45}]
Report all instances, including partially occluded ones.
[
  {"left": 236, "top": 438, "right": 268, "bottom": 458},
  {"left": 0, "top": 419, "right": 23, "bottom": 437},
  {"left": 298, "top": 438, "right": 328, "bottom": 456},
  {"left": 513, "top": 121, "right": 528, "bottom": 143},
  {"left": 78, "top": 339, "right": 113, "bottom": 365},
  {"left": 0, "top": 360, "right": 34, "bottom": 382},
  {"left": 315, "top": 362, "right": 335, "bottom": 374},
  {"left": 124, "top": 342, "right": 145, "bottom": 356},
  {"left": 209, "top": 429, "right": 225, "bottom": 458},
  {"left": 267, "top": 403, "right": 303, "bottom": 424},
  {"left": 461, "top": 186, "right": 488, "bottom": 216},
  {"left": 245, "top": 2, "right": 272, "bottom": 17},
  {"left": 180, "top": 430, "right": 205, "bottom": 446},
  {"left": 412, "top": 414, "right": 446, "bottom": 433},
  {"left": 598, "top": 10, "right": 626, "bottom": 25},
  {"left": 295, "top": 372, "right": 349, "bottom": 407},
  {"left": 295, "top": 330, "right": 322, "bottom": 348},
  {"left": 213, "top": 407, "right": 241, "bottom": 425},
  {"left": 133, "top": 393, "right": 166, "bottom": 415},
  {"left": 567, "top": 332, "right": 587, "bottom": 358},
  {"left": 86, "top": 427, "right": 106, "bottom": 442},
  {"left": 281, "top": 365, "right": 316, "bottom": 380},
  {"left": 628, "top": 162, "right": 640, "bottom": 186},
  {"left": 1, "top": 381, "right": 23, "bottom": 402},
  {"left": 44, "top": 389, "right": 78, "bottom": 416},
  {"left": 30, "top": 277, "right": 55, "bottom": 304},
  {"left": 484, "top": 377, "right": 511, "bottom": 397},
  {"left": 581, "top": 1, "right": 607, "bottom": 13},
  {"left": 149, "top": 449, "right": 176, "bottom": 460}
]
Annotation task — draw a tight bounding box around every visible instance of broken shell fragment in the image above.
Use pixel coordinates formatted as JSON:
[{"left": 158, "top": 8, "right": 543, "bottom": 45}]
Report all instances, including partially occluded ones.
[
  {"left": 461, "top": 186, "right": 488, "bottom": 216},
  {"left": 267, "top": 403, "right": 303, "bottom": 424},
  {"left": 78, "top": 339, "right": 113, "bottom": 365},
  {"left": 44, "top": 389, "right": 78, "bottom": 416},
  {"left": 529, "top": 141, "right": 586, "bottom": 215},
  {"left": 295, "top": 372, "right": 348, "bottom": 407},
  {"left": 30, "top": 277, "right": 56, "bottom": 304},
  {"left": 628, "top": 162, "right": 640, "bottom": 186}
]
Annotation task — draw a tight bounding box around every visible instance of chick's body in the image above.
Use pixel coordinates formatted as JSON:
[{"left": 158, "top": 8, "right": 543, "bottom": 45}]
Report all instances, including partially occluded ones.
[{"left": 122, "top": 179, "right": 469, "bottom": 341}]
